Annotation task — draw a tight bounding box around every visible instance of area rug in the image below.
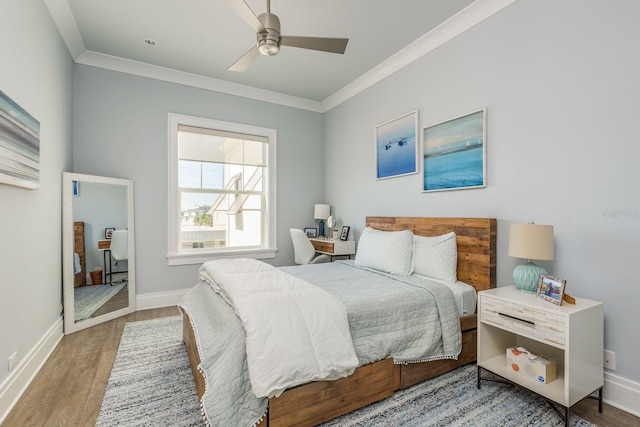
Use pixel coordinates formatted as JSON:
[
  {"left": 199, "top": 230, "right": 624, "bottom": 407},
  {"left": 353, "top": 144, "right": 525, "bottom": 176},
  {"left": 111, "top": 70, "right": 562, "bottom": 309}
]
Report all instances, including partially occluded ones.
[
  {"left": 97, "top": 316, "right": 594, "bottom": 427},
  {"left": 96, "top": 316, "right": 201, "bottom": 426},
  {"left": 74, "top": 282, "right": 126, "bottom": 321}
]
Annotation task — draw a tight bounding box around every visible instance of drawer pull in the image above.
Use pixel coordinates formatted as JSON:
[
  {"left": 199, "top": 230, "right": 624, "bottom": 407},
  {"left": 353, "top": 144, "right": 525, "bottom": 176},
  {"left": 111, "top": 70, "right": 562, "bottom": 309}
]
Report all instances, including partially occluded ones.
[{"left": 498, "top": 312, "right": 534, "bottom": 326}]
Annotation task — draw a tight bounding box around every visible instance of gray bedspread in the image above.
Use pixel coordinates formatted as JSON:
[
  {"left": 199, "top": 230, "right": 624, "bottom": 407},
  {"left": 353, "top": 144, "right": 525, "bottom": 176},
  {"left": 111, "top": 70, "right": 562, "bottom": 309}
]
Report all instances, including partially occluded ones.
[{"left": 179, "top": 260, "right": 461, "bottom": 427}]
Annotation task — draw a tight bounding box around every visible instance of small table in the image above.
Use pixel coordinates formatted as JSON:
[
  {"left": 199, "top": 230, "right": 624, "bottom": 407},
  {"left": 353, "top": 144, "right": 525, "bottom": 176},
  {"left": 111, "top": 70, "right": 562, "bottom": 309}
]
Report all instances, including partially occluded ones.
[
  {"left": 477, "top": 286, "right": 604, "bottom": 426},
  {"left": 309, "top": 237, "right": 355, "bottom": 261},
  {"left": 98, "top": 239, "right": 114, "bottom": 284}
]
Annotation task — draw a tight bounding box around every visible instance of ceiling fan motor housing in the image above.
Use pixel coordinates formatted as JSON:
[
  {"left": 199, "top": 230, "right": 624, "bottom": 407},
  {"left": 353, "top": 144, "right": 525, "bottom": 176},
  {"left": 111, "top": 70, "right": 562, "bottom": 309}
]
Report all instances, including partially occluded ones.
[{"left": 257, "top": 13, "right": 281, "bottom": 56}]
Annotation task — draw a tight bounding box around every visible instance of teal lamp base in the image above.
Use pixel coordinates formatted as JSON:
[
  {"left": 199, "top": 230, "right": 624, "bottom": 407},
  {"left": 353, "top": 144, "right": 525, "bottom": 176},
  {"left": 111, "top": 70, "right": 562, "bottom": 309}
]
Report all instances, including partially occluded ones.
[{"left": 513, "top": 261, "right": 547, "bottom": 293}]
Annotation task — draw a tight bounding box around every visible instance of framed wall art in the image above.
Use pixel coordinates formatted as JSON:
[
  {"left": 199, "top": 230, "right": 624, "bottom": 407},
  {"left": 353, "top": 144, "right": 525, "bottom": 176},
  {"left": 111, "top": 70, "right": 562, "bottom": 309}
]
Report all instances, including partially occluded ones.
[
  {"left": 422, "top": 108, "right": 486, "bottom": 192},
  {"left": 0, "top": 90, "right": 40, "bottom": 190},
  {"left": 375, "top": 110, "right": 418, "bottom": 180},
  {"left": 537, "top": 275, "right": 566, "bottom": 306}
]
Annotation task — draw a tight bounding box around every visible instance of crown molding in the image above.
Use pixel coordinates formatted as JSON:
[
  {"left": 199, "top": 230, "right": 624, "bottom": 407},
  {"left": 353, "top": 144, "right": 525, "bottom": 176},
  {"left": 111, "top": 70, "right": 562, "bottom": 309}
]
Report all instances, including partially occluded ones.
[
  {"left": 321, "top": 0, "right": 518, "bottom": 111},
  {"left": 44, "top": 0, "right": 85, "bottom": 59},
  {"left": 46, "top": 0, "right": 517, "bottom": 113},
  {"left": 75, "top": 51, "right": 324, "bottom": 112}
]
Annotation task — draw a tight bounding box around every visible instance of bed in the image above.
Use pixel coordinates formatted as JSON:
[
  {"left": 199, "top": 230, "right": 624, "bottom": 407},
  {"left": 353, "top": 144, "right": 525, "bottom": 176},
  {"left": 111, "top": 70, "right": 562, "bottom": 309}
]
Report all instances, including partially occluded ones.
[{"left": 180, "top": 216, "right": 496, "bottom": 426}]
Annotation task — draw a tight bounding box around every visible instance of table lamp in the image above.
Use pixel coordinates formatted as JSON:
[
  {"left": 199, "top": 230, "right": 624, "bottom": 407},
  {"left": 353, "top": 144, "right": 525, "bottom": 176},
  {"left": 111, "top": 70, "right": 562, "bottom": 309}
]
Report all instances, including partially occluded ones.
[
  {"left": 314, "top": 204, "right": 330, "bottom": 238},
  {"left": 508, "top": 223, "right": 554, "bottom": 293}
]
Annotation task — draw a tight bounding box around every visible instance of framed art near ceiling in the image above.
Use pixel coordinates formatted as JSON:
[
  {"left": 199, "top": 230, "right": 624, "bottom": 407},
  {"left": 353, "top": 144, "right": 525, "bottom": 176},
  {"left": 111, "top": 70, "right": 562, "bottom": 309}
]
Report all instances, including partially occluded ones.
[
  {"left": 0, "top": 90, "right": 40, "bottom": 190},
  {"left": 422, "top": 108, "right": 486, "bottom": 192},
  {"left": 375, "top": 110, "right": 418, "bottom": 180}
]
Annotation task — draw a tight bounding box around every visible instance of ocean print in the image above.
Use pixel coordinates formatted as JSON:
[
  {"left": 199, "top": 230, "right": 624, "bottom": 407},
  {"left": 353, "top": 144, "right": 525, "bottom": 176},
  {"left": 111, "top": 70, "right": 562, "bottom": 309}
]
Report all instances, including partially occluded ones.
[
  {"left": 423, "top": 109, "right": 485, "bottom": 192},
  {"left": 0, "top": 90, "right": 40, "bottom": 190},
  {"left": 376, "top": 111, "right": 417, "bottom": 179}
]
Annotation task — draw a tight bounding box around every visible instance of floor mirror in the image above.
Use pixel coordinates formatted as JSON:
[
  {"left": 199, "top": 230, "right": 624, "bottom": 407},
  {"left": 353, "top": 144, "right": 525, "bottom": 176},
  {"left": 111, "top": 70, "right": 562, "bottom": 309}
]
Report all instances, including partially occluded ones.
[{"left": 62, "top": 172, "right": 136, "bottom": 334}]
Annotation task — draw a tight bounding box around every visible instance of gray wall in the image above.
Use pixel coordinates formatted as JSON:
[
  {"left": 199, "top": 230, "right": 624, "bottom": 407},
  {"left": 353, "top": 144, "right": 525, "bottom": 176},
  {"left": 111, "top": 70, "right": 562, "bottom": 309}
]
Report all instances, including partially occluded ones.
[
  {"left": 325, "top": 0, "right": 640, "bottom": 382},
  {"left": 72, "top": 66, "right": 325, "bottom": 294},
  {"left": 0, "top": 0, "right": 73, "bottom": 386}
]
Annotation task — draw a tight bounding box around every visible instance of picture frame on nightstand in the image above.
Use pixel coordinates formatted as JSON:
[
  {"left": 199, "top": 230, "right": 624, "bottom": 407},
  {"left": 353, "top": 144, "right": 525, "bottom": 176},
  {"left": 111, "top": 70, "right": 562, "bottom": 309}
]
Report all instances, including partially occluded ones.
[
  {"left": 104, "top": 227, "right": 115, "bottom": 240},
  {"left": 537, "top": 275, "right": 566, "bottom": 306},
  {"left": 304, "top": 227, "right": 317, "bottom": 238},
  {"left": 340, "top": 226, "right": 350, "bottom": 241}
]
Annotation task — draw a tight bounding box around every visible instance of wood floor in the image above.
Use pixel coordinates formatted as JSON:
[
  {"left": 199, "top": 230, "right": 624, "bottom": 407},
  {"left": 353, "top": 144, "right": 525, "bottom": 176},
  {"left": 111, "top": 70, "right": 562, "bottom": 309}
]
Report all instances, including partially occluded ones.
[{"left": 3, "top": 307, "right": 639, "bottom": 426}]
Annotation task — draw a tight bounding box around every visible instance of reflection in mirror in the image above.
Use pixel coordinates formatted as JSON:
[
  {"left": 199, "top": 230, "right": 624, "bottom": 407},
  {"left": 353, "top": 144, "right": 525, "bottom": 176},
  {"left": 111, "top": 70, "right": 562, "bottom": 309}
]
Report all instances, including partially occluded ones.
[{"left": 63, "top": 172, "right": 135, "bottom": 334}]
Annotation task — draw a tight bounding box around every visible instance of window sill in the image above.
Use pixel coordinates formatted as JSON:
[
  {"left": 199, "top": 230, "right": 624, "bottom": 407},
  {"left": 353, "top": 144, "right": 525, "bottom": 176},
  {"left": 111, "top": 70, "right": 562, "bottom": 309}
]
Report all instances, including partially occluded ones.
[{"left": 167, "top": 248, "right": 278, "bottom": 266}]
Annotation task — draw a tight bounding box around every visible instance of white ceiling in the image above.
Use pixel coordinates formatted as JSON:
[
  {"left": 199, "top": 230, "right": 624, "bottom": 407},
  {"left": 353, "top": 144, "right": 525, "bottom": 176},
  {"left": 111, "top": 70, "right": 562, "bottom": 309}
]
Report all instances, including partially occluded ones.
[{"left": 45, "top": 0, "right": 515, "bottom": 111}]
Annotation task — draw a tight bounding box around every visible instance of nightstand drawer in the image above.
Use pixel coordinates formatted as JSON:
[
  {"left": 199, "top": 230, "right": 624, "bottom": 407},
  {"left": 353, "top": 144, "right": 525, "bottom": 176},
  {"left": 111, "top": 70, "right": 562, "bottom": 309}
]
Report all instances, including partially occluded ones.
[
  {"left": 311, "top": 240, "right": 334, "bottom": 253},
  {"left": 480, "top": 296, "right": 565, "bottom": 346}
]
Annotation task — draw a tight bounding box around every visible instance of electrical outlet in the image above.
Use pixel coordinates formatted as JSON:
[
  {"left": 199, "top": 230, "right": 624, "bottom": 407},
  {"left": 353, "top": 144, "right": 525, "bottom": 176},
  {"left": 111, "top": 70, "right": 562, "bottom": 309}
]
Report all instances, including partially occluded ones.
[
  {"left": 604, "top": 350, "right": 616, "bottom": 370},
  {"left": 8, "top": 351, "right": 17, "bottom": 372}
]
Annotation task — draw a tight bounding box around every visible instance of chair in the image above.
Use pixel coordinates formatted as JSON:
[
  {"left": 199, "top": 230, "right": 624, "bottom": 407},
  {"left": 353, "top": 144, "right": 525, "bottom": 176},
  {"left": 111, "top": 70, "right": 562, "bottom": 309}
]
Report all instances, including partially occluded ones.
[
  {"left": 109, "top": 230, "right": 128, "bottom": 283},
  {"left": 290, "top": 228, "right": 331, "bottom": 265}
]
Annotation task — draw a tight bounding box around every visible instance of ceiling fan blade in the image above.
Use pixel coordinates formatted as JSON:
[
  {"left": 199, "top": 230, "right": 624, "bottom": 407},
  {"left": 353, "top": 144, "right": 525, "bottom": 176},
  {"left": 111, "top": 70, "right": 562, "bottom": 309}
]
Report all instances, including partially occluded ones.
[
  {"left": 228, "top": 45, "right": 260, "bottom": 72},
  {"left": 280, "top": 36, "right": 348, "bottom": 54},
  {"left": 224, "top": 0, "right": 264, "bottom": 33}
]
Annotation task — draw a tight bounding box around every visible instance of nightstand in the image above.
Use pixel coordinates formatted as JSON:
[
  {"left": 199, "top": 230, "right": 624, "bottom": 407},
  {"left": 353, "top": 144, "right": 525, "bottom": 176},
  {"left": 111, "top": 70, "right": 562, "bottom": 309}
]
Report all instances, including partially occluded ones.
[
  {"left": 477, "top": 286, "right": 604, "bottom": 426},
  {"left": 309, "top": 238, "right": 355, "bottom": 260}
]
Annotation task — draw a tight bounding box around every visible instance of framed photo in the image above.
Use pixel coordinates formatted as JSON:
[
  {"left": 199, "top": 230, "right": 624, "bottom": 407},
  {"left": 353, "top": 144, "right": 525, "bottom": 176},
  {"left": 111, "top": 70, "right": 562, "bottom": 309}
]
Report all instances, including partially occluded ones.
[
  {"left": 422, "top": 108, "right": 486, "bottom": 192},
  {"left": 340, "top": 226, "right": 350, "bottom": 241},
  {"left": 537, "top": 275, "right": 567, "bottom": 306},
  {"left": 0, "top": 91, "right": 40, "bottom": 190},
  {"left": 304, "top": 227, "right": 317, "bottom": 238},
  {"left": 105, "top": 227, "right": 115, "bottom": 240},
  {"left": 375, "top": 110, "right": 418, "bottom": 180}
]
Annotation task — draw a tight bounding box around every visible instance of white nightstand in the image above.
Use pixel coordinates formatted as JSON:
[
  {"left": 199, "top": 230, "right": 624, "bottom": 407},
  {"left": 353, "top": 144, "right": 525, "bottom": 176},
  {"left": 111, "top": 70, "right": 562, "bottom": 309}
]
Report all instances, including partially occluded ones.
[
  {"left": 309, "top": 238, "right": 355, "bottom": 261},
  {"left": 477, "top": 286, "right": 604, "bottom": 426}
]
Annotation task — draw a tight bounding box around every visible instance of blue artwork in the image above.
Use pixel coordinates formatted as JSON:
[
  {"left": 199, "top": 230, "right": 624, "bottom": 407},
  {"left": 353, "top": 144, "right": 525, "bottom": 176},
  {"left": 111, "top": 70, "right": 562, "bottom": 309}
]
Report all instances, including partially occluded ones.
[
  {"left": 423, "top": 109, "right": 486, "bottom": 192},
  {"left": 375, "top": 111, "right": 418, "bottom": 179}
]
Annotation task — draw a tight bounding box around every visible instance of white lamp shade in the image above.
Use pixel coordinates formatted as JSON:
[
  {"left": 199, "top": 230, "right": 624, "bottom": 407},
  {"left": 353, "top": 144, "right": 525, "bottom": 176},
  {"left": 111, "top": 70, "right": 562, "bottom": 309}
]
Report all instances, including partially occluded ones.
[
  {"left": 314, "top": 204, "right": 330, "bottom": 220},
  {"left": 508, "top": 223, "right": 554, "bottom": 261}
]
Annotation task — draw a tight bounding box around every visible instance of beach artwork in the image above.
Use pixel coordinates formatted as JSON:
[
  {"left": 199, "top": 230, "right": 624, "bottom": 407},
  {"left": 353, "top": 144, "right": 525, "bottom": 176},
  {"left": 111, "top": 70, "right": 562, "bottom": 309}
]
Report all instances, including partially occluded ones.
[
  {"left": 0, "top": 90, "right": 40, "bottom": 190},
  {"left": 423, "top": 109, "right": 485, "bottom": 192},
  {"left": 375, "top": 111, "right": 418, "bottom": 180}
]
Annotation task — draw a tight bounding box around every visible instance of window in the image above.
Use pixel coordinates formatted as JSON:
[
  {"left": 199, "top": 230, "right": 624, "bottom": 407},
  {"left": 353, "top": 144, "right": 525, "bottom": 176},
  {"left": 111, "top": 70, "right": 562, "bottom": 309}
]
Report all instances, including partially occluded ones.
[{"left": 168, "top": 114, "right": 277, "bottom": 265}]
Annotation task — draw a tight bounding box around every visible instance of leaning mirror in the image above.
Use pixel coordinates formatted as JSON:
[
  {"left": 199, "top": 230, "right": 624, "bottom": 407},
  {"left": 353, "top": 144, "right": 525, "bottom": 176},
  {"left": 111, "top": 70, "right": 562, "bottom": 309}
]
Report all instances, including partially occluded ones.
[{"left": 62, "top": 172, "right": 135, "bottom": 334}]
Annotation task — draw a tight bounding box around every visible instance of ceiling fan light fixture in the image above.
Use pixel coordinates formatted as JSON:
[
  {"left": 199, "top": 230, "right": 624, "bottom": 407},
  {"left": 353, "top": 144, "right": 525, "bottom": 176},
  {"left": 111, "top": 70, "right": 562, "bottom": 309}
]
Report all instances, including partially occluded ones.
[{"left": 258, "top": 38, "right": 280, "bottom": 56}]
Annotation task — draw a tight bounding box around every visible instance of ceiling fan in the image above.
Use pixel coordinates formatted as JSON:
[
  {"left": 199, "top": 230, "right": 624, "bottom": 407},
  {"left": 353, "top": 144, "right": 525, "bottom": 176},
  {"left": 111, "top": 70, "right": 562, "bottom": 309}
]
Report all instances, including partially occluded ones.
[{"left": 225, "top": 0, "right": 349, "bottom": 72}]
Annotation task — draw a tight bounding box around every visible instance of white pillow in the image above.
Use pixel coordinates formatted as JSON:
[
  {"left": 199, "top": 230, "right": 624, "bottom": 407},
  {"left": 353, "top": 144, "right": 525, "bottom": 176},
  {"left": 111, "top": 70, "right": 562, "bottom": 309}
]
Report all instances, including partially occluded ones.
[
  {"left": 354, "top": 227, "right": 414, "bottom": 276},
  {"left": 413, "top": 232, "right": 457, "bottom": 282}
]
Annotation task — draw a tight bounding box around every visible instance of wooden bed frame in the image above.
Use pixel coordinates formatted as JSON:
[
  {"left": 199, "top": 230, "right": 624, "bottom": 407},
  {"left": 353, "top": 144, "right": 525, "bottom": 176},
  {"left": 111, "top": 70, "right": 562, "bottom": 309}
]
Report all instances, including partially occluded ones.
[{"left": 182, "top": 216, "right": 496, "bottom": 426}]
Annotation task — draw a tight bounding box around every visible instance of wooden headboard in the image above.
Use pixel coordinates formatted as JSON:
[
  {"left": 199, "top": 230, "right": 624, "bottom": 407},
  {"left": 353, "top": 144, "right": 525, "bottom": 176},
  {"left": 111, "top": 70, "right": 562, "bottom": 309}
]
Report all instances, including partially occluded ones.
[
  {"left": 73, "top": 221, "right": 86, "bottom": 287},
  {"left": 365, "top": 217, "right": 497, "bottom": 291}
]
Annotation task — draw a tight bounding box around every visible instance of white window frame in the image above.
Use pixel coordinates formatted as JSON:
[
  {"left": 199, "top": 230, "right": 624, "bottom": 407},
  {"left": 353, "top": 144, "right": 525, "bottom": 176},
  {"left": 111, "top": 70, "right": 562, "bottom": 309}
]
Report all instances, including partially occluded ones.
[{"left": 167, "top": 113, "right": 277, "bottom": 265}]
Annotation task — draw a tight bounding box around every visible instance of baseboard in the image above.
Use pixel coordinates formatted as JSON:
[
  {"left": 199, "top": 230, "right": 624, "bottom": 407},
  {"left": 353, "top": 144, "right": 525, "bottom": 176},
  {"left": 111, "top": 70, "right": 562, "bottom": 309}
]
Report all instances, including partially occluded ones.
[
  {"left": 135, "top": 288, "right": 190, "bottom": 311},
  {"left": 0, "top": 317, "right": 63, "bottom": 424},
  {"left": 604, "top": 371, "right": 640, "bottom": 417}
]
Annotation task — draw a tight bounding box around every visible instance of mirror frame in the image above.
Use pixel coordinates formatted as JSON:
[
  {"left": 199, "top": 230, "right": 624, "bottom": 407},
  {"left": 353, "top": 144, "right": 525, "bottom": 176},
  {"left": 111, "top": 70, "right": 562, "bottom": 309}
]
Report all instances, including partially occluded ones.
[{"left": 62, "top": 172, "right": 136, "bottom": 334}]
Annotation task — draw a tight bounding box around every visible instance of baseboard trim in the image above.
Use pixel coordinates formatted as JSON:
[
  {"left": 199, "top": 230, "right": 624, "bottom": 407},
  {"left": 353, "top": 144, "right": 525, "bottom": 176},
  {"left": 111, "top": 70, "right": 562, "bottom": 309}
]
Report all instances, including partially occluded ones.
[
  {"left": 0, "top": 317, "right": 63, "bottom": 424},
  {"left": 604, "top": 371, "right": 640, "bottom": 417},
  {"left": 135, "top": 288, "right": 189, "bottom": 311}
]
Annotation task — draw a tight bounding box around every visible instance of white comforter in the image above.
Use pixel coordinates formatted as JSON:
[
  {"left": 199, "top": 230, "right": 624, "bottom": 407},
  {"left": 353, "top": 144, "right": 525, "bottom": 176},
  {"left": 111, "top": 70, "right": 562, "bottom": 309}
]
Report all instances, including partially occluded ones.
[{"left": 199, "top": 258, "right": 358, "bottom": 398}]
